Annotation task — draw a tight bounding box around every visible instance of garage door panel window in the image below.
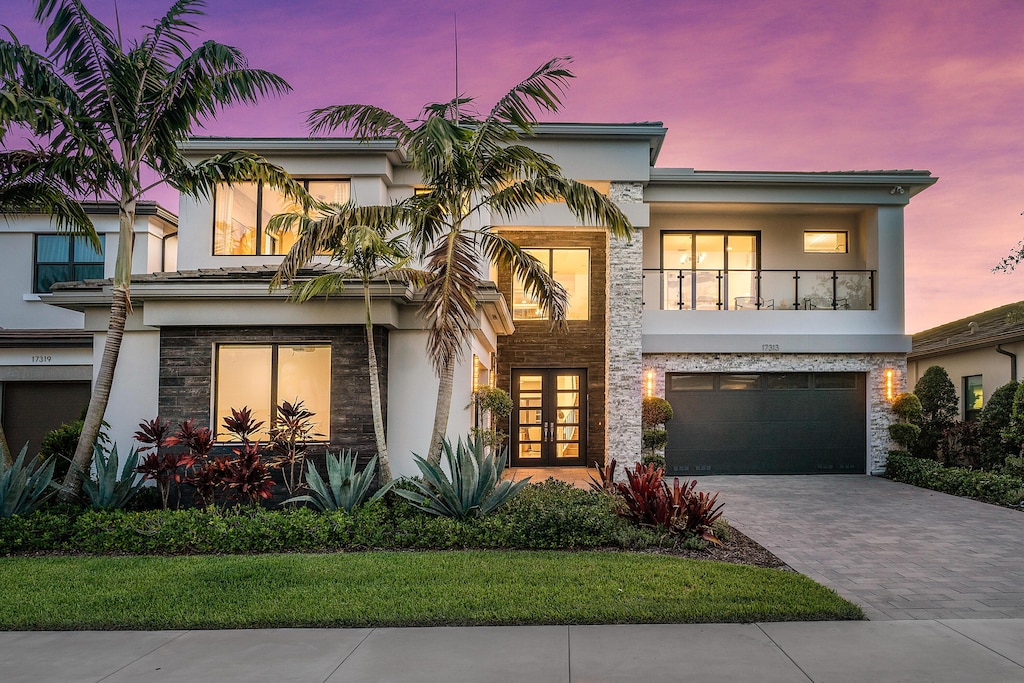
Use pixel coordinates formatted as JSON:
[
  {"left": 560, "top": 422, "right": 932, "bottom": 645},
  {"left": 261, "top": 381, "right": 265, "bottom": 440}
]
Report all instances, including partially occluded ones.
[
  {"left": 766, "top": 373, "right": 810, "bottom": 390},
  {"left": 669, "top": 374, "right": 715, "bottom": 391},
  {"left": 814, "top": 373, "right": 857, "bottom": 389},
  {"left": 719, "top": 374, "right": 761, "bottom": 390},
  {"left": 214, "top": 343, "right": 330, "bottom": 442}
]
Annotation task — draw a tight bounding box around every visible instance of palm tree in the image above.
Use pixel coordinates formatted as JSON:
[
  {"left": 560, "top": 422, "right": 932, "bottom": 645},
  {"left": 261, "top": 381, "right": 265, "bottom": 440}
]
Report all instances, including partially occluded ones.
[
  {"left": 282, "top": 57, "right": 633, "bottom": 465},
  {"left": 0, "top": 0, "right": 308, "bottom": 498},
  {"left": 284, "top": 220, "right": 417, "bottom": 482}
]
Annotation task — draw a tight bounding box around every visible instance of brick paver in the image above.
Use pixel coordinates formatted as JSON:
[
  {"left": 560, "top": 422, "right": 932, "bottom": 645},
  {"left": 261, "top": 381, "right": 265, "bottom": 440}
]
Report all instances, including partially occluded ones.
[{"left": 694, "top": 475, "right": 1024, "bottom": 620}]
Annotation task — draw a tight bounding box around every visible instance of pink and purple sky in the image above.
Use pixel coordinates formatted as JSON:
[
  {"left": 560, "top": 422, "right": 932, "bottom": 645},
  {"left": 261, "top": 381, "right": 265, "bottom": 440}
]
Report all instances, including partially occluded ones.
[{"left": 4, "top": 0, "right": 1022, "bottom": 332}]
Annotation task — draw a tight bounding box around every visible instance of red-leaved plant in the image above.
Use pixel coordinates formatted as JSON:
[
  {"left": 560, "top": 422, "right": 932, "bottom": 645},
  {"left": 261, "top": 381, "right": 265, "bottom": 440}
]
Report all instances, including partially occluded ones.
[
  {"left": 221, "top": 441, "right": 276, "bottom": 504},
  {"left": 133, "top": 417, "right": 197, "bottom": 510},
  {"left": 595, "top": 459, "right": 724, "bottom": 545},
  {"left": 268, "top": 399, "right": 320, "bottom": 497}
]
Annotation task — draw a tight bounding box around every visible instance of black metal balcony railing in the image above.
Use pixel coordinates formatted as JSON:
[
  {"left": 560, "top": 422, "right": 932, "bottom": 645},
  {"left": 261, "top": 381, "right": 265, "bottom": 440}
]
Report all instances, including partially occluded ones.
[{"left": 641, "top": 269, "right": 876, "bottom": 311}]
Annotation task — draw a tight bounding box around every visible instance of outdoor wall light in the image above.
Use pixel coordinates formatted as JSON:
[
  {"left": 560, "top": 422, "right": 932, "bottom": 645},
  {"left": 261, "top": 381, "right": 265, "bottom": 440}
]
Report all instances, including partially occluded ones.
[
  {"left": 885, "top": 369, "right": 894, "bottom": 401},
  {"left": 646, "top": 370, "right": 654, "bottom": 398}
]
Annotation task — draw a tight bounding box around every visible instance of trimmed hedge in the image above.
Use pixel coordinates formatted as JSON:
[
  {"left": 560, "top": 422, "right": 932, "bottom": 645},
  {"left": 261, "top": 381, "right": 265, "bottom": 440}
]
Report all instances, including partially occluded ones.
[
  {"left": 884, "top": 453, "right": 1024, "bottom": 507},
  {"left": 0, "top": 480, "right": 669, "bottom": 555}
]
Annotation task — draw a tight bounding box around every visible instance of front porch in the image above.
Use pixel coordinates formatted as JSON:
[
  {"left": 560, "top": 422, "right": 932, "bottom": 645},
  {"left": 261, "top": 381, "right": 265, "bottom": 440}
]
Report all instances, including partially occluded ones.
[{"left": 504, "top": 466, "right": 594, "bottom": 489}]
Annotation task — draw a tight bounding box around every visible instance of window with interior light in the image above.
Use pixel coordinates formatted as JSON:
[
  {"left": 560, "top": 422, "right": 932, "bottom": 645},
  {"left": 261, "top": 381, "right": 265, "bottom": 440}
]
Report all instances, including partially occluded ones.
[
  {"left": 512, "top": 248, "right": 590, "bottom": 320},
  {"left": 213, "top": 180, "right": 350, "bottom": 255},
  {"left": 964, "top": 375, "right": 983, "bottom": 421},
  {"left": 803, "top": 231, "right": 848, "bottom": 253},
  {"left": 34, "top": 234, "right": 105, "bottom": 293},
  {"left": 213, "top": 343, "right": 331, "bottom": 442}
]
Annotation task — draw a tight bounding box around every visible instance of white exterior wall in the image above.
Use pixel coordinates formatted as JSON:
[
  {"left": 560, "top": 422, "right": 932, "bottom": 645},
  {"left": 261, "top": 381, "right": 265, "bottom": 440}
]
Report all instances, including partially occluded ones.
[{"left": 94, "top": 329, "right": 161, "bottom": 455}]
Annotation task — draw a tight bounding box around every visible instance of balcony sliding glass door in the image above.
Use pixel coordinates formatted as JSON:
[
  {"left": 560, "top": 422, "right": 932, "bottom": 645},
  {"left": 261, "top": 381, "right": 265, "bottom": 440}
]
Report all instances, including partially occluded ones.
[{"left": 661, "top": 232, "right": 758, "bottom": 310}]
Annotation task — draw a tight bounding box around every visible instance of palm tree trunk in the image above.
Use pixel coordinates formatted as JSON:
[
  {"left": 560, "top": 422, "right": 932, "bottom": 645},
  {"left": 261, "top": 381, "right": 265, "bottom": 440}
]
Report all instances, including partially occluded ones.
[
  {"left": 364, "top": 284, "right": 391, "bottom": 482},
  {"left": 60, "top": 285, "right": 129, "bottom": 499},
  {"left": 60, "top": 202, "right": 135, "bottom": 500},
  {"left": 427, "top": 359, "right": 456, "bottom": 465}
]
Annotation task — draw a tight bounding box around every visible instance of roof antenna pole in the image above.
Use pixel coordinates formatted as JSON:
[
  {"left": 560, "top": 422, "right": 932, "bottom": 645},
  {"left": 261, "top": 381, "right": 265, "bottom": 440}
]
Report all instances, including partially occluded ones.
[{"left": 454, "top": 11, "right": 459, "bottom": 125}]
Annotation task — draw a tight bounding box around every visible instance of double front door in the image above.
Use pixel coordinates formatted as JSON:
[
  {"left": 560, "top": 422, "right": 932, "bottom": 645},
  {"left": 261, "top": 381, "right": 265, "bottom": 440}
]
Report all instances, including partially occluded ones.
[{"left": 511, "top": 368, "right": 586, "bottom": 467}]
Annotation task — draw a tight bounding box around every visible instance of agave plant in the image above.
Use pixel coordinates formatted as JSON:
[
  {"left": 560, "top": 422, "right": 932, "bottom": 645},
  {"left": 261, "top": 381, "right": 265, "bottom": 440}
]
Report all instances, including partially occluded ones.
[
  {"left": 285, "top": 450, "right": 390, "bottom": 512},
  {"left": 77, "top": 444, "right": 145, "bottom": 510},
  {"left": 394, "top": 436, "right": 530, "bottom": 519},
  {"left": 0, "top": 444, "right": 58, "bottom": 518}
]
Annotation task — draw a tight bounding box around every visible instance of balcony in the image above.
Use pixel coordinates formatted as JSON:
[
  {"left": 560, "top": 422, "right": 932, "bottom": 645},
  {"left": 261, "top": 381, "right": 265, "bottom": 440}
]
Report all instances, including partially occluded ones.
[{"left": 641, "top": 269, "right": 876, "bottom": 311}]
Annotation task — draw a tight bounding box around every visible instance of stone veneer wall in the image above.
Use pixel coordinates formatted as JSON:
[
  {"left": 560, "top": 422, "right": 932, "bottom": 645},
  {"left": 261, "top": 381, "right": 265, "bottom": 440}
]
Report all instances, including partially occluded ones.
[
  {"left": 606, "top": 182, "right": 645, "bottom": 472},
  {"left": 642, "top": 352, "right": 907, "bottom": 474},
  {"left": 159, "top": 325, "right": 388, "bottom": 463}
]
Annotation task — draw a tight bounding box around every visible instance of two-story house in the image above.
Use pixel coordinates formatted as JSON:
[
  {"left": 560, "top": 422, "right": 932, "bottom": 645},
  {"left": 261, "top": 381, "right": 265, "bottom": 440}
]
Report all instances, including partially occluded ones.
[
  {"left": 0, "top": 203, "right": 177, "bottom": 454},
  {"left": 36, "top": 122, "right": 934, "bottom": 477}
]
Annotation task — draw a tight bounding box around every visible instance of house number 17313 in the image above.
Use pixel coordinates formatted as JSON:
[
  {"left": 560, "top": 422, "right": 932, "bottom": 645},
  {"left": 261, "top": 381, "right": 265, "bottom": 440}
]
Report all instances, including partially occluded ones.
[{"left": 761, "top": 344, "right": 780, "bottom": 352}]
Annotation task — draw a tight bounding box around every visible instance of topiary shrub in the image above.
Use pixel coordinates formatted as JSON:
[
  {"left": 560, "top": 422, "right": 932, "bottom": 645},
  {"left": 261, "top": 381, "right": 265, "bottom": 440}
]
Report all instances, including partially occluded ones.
[
  {"left": 888, "top": 422, "right": 921, "bottom": 452},
  {"left": 977, "top": 382, "right": 1018, "bottom": 470},
  {"left": 891, "top": 393, "right": 923, "bottom": 423},
  {"left": 641, "top": 396, "right": 673, "bottom": 429},
  {"left": 913, "top": 366, "right": 958, "bottom": 459}
]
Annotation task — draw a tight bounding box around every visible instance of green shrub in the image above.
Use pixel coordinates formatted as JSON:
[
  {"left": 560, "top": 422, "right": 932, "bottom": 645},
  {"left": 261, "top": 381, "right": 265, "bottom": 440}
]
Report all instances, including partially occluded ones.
[
  {"left": 641, "top": 396, "right": 673, "bottom": 428},
  {"left": 642, "top": 428, "right": 668, "bottom": 452},
  {"left": 39, "top": 421, "right": 81, "bottom": 484},
  {"left": 1004, "top": 382, "right": 1024, "bottom": 456},
  {"left": 913, "top": 367, "right": 958, "bottom": 459},
  {"left": 641, "top": 453, "right": 666, "bottom": 469},
  {"left": 977, "top": 382, "right": 1019, "bottom": 469},
  {"left": 936, "top": 421, "right": 982, "bottom": 469},
  {"left": 891, "top": 393, "right": 922, "bottom": 422},
  {"left": 1003, "top": 455, "right": 1024, "bottom": 478},
  {"left": 0, "top": 510, "right": 75, "bottom": 553},
  {"left": 887, "top": 423, "right": 921, "bottom": 451},
  {"left": 885, "top": 452, "right": 1024, "bottom": 507}
]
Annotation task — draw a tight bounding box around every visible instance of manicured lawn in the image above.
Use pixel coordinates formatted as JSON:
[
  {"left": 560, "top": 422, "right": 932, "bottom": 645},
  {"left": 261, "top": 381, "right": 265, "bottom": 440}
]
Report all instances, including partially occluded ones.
[{"left": 0, "top": 551, "right": 861, "bottom": 629}]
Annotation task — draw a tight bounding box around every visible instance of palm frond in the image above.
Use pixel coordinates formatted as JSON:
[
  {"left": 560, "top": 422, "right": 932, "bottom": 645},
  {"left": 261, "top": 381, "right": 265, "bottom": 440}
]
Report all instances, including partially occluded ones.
[
  {"left": 418, "top": 230, "right": 482, "bottom": 372},
  {"left": 306, "top": 103, "right": 411, "bottom": 140},
  {"left": 486, "top": 56, "right": 574, "bottom": 129},
  {"left": 0, "top": 181, "right": 95, "bottom": 242},
  {"left": 486, "top": 176, "right": 633, "bottom": 240},
  {"left": 478, "top": 231, "right": 568, "bottom": 322}
]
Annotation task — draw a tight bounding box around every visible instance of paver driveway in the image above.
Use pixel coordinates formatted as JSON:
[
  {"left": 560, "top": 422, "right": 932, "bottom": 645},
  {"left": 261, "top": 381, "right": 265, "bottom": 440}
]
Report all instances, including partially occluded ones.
[{"left": 694, "top": 475, "right": 1024, "bottom": 621}]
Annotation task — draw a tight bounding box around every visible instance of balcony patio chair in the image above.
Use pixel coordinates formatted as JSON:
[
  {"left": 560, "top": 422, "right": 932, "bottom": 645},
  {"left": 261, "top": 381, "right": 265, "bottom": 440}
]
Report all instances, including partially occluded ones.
[
  {"left": 803, "top": 296, "right": 850, "bottom": 310},
  {"left": 734, "top": 296, "right": 774, "bottom": 310}
]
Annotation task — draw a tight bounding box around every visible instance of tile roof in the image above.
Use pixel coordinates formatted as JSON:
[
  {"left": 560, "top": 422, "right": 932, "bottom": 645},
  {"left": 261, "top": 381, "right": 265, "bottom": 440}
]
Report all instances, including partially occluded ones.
[{"left": 910, "top": 301, "right": 1024, "bottom": 357}]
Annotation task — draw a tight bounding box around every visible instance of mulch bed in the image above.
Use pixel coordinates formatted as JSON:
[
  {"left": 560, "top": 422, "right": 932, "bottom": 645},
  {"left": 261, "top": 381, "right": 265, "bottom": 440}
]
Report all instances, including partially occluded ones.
[{"left": 660, "top": 525, "right": 790, "bottom": 570}]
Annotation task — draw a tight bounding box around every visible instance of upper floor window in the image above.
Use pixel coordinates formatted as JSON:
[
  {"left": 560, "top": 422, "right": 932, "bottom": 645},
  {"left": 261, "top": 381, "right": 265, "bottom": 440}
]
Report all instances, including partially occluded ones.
[
  {"left": 34, "top": 234, "right": 105, "bottom": 293},
  {"left": 213, "top": 179, "right": 350, "bottom": 256},
  {"left": 964, "top": 375, "right": 983, "bottom": 421},
  {"left": 804, "top": 231, "right": 848, "bottom": 253},
  {"left": 512, "top": 248, "right": 589, "bottom": 321},
  {"left": 213, "top": 343, "right": 331, "bottom": 442}
]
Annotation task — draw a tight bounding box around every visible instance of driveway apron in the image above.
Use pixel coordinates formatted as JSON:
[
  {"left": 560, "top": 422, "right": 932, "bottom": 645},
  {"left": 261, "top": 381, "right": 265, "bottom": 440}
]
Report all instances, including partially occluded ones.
[{"left": 694, "top": 475, "right": 1024, "bottom": 620}]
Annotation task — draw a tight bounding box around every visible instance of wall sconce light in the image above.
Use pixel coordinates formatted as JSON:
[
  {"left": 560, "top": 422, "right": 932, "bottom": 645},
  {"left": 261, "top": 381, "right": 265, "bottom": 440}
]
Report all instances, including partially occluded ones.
[
  {"left": 645, "top": 370, "right": 654, "bottom": 398},
  {"left": 472, "top": 355, "right": 481, "bottom": 393},
  {"left": 889, "top": 186, "right": 905, "bottom": 195},
  {"left": 885, "top": 369, "right": 894, "bottom": 402}
]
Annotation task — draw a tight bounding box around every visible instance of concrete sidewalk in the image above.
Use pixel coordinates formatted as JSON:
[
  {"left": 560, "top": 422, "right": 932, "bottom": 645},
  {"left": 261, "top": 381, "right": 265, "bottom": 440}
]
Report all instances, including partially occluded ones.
[{"left": 4, "top": 620, "right": 1024, "bottom": 682}]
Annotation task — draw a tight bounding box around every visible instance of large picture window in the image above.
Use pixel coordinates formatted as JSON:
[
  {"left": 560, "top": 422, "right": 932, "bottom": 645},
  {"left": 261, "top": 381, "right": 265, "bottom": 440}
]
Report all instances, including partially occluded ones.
[
  {"left": 512, "top": 248, "right": 590, "bottom": 320},
  {"left": 34, "top": 234, "right": 105, "bottom": 293},
  {"left": 214, "top": 343, "right": 331, "bottom": 441},
  {"left": 213, "top": 180, "right": 350, "bottom": 256}
]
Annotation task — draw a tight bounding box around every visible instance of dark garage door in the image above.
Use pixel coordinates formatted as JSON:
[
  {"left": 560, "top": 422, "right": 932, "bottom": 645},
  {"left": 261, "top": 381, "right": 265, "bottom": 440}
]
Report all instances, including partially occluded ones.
[
  {"left": 664, "top": 372, "right": 866, "bottom": 475},
  {"left": 2, "top": 381, "right": 91, "bottom": 457}
]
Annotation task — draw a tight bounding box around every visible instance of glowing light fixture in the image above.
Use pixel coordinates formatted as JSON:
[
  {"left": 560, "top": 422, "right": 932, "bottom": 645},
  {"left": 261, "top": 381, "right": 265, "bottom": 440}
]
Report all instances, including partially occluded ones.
[
  {"left": 472, "top": 355, "right": 482, "bottom": 393},
  {"left": 885, "top": 369, "right": 894, "bottom": 401},
  {"left": 646, "top": 370, "right": 654, "bottom": 398}
]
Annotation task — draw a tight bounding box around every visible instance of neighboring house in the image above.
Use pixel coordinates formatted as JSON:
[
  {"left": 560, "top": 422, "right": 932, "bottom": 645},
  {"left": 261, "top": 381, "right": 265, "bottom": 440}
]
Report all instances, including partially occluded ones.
[
  {"left": 909, "top": 301, "right": 1024, "bottom": 421},
  {"left": 27, "top": 123, "right": 934, "bottom": 477},
  {"left": 0, "top": 202, "right": 177, "bottom": 455}
]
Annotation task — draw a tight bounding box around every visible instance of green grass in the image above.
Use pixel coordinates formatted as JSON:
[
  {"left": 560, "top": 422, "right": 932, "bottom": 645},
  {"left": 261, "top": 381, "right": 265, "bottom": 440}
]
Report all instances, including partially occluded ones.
[{"left": 0, "top": 551, "right": 861, "bottom": 629}]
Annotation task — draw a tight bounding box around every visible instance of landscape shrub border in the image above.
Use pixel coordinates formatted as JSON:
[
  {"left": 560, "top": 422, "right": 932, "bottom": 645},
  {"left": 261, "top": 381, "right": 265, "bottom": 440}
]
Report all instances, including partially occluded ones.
[
  {"left": 0, "top": 480, "right": 682, "bottom": 555},
  {"left": 884, "top": 452, "right": 1024, "bottom": 507}
]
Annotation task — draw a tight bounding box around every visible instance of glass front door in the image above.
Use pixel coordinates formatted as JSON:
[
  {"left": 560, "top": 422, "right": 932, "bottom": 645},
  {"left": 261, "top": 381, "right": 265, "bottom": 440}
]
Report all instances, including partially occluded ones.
[{"left": 511, "top": 369, "right": 587, "bottom": 466}]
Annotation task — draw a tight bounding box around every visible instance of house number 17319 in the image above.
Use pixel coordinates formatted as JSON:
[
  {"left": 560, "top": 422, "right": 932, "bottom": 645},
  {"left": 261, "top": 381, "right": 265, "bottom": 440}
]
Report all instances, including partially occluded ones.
[{"left": 31, "top": 355, "right": 52, "bottom": 363}]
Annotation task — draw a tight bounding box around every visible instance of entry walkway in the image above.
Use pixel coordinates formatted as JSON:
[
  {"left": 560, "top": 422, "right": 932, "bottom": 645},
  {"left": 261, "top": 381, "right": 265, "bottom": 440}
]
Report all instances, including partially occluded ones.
[
  {"left": 695, "top": 475, "right": 1024, "bottom": 620},
  {"left": 4, "top": 621, "right": 1024, "bottom": 682}
]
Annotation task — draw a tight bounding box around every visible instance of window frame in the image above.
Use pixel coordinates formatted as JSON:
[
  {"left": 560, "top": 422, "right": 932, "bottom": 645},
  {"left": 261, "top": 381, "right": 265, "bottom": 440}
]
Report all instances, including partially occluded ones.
[
  {"left": 963, "top": 374, "right": 983, "bottom": 421},
  {"left": 33, "top": 233, "right": 106, "bottom": 293},
  {"left": 512, "top": 247, "right": 591, "bottom": 321},
  {"left": 212, "top": 341, "right": 332, "bottom": 443},
  {"left": 803, "top": 231, "right": 849, "bottom": 254},
  {"left": 211, "top": 178, "right": 350, "bottom": 256}
]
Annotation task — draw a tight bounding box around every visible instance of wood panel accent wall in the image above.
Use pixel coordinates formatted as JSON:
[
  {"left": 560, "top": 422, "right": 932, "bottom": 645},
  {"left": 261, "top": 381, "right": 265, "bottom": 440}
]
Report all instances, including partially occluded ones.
[{"left": 494, "top": 229, "right": 608, "bottom": 466}]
